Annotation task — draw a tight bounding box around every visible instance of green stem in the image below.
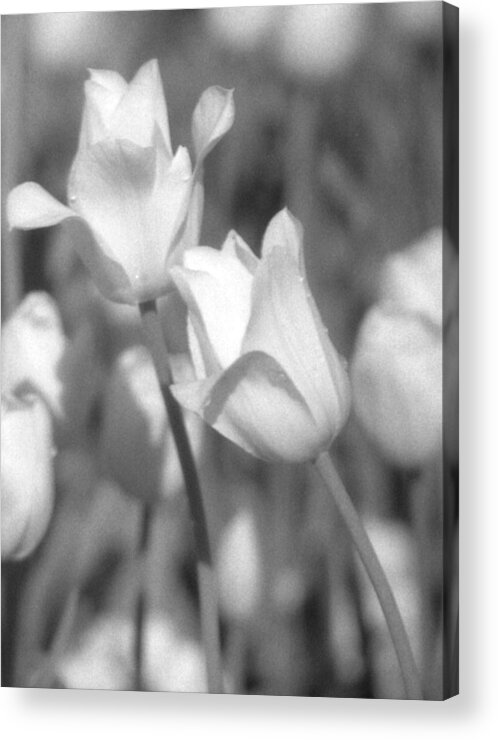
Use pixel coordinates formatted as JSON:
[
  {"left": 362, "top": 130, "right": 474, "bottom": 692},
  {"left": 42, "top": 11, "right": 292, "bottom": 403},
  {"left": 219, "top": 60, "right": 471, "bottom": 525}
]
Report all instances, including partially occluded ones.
[
  {"left": 134, "top": 499, "right": 153, "bottom": 691},
  {"left": 139, "top": 299, "right": 223, "bottom": 693},
  {"left": 314, "top": 452, "right": 423, "bottom": 700}
]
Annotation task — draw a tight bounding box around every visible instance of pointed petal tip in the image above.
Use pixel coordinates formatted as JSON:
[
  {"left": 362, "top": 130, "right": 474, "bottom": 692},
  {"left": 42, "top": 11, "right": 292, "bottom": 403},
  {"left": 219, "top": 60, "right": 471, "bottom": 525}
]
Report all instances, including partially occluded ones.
[
  {"left": 130, "top": 58, "right": 162, "bottom": 87},
  {"left": 222, "top": 229, "right": 242, "bottom": 249},
  {"left": 262, "top": 207, "right": 304, "bottom": 262},
  {"left": 192, "top": 85, "right": 236, "bottom": 163},
  {"left": 277, "top": 206, "right": 303, "bottom": 234},
  {"left": 7, "top": 183, "right": 75, "bottom": 231},
  {"left": 170, "top": 145, "right": 193, "bottom": 177}
]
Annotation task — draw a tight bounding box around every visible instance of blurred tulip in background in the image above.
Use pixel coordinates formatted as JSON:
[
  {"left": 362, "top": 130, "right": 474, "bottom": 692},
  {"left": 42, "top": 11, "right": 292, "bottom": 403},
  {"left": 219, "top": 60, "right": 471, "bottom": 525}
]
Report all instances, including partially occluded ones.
[
  {"left": 1, "top": 395, "right": 55, "bottom": 561},
  {"left": 2, "top": 292, "right": 66, "bottom": 418},
  {"left": 217, "top": 506, "right": 262, "bottom": 623},
  {"left": 352, "top": 230, "right": 445, "bottom": 467},
  {"left": 101, "top": 345, "right": 203, "bottom": 503}
]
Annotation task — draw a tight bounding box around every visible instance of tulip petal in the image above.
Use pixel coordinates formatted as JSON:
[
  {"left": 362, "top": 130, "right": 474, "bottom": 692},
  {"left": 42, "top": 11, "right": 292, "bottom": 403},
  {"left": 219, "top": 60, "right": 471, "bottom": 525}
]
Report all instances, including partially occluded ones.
[
  {"left": 7, "top": 183, "right": 75, "bottom": 230},
  {"left": 81, "top": 70, "right": 128, "bottom": 146},
  {"left": 261, "top": 207, "right": 304, "bottom": 269},
  {"left": 171, "top": 241, "right": 254, "bottom": 372},
  {"left": 192, "top": 86, "right": 234, "bottom": 166},
  {"left": 69, "top": 140, "right": 191, "bottom": 302},
  {"left": 110, "top": 59, "right": 172, "bottom": 154},
  {"left": 243, "top": 238, "right": 349, "bottom": 434},
  {"left": 7, "top": 183, "right": 134, "bottom": 303},
  {"left": 171, "top": 350, "right": 322, "bottom": 463},
  {"left": 222, "top": 229, "right": 259, "bottom": 274},
  {"left": 170, "top": 178, "right": 205, "bottom": 262},
  {"left": 59, "top": 219, "right": 135, "bottom": 304},
  {"left": 88, "top": 69, "right": 128, "bottom": 100}
]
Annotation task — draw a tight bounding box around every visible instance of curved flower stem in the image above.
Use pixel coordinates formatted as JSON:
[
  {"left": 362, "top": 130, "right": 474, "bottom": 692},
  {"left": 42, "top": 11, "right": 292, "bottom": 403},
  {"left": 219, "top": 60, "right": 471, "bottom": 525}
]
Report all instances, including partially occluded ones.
[
  {"left": 314, "top": 452, "right": 423, "bottom": 700},
  {"left": 134, "top": 499, "right": 153, "bottom": 691},
  {"left": 139, "top": 299, "right": 223, "bottom": 694}
]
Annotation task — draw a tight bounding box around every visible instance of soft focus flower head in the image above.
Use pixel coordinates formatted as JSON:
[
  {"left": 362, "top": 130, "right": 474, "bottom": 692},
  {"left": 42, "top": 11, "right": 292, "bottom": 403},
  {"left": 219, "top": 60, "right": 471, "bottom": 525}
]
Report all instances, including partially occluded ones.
[
  {"left": 1, "top": 292, "right": 102, "bottom": 443},
  {"left": 352, "top": 228, "right": 446, "bottom": 467},
  {"left": 1, "top": 395, "right": 55, "bottom": 561},
  {"left": 57, "top": 612, "right": 207, "bottom": 692},
  {"left": 170, "top": 208, "right": 351, "bottom": 463},
  {"left": 217, "top": 506, "right": 262, "bottom": 623},
  {"left": 101, "top": 346, "right": 203, "bottom": 503},
  {"left": 7, "top": 59, "right": 234, "bottom": 305},
  {"left": 278, "top": 4, "right": 366, "bottom": 81},
  {"left": 1, "top": 292, "right": 66, "bottom": 418},
  {"left": 379, "top": 228, "right": 443, "bottom": 328},
  {"left": 351, "top": 305, "right": 442, "bottom": 467},
  {"left": 101, "top": 345, "right": 167, "bottom": 502}
]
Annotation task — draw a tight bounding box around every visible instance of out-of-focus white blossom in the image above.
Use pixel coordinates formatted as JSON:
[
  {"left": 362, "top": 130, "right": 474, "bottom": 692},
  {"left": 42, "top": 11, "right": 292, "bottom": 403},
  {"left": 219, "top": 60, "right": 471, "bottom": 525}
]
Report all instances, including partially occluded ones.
[
  {"left": 171, "top": 209, "right": 351, "bottom": 463},
  {"left": 8, "top": 60, "right": 234, "bottom": 305},
  {"left": 352, "top": 229, "right": 444, "bottom": 467},
  {"left": 352, "top": 306, "right": 442, "bottom": 467},
  {"left": 1, "top": 395, "right": 55, "bottom": 561},
  {"left": 101, "top": 346, "right": 203, "bottom": 502},
  {"left": 379, "top": 228, "right": 443, "bottom": 328},
  {"left": 278, "top": 4, "right": 366, "bottom": 80},
  {"left": 1, "top": 292, "right": 102, "bottom": 441},
  {"left": 217, "top": 507, "right": 262, "bottom": 622},
  {"left": 2, "top": 292, "right": 66, "bottom": 418},
  {"left": 57, "top": 612, "right": 207, "bottom": 692}
]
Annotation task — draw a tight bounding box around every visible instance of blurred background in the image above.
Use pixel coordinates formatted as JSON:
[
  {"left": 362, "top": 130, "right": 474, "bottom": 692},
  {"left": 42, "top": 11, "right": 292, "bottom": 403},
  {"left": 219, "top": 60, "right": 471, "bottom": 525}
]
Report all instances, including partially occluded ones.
[{"left": 1, "top": 3, "right": 458, "bottom": 699}]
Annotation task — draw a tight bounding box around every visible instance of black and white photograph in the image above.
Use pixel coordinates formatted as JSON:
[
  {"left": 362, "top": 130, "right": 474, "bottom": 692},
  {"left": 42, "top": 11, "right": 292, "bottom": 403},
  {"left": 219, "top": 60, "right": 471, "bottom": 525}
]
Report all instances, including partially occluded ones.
[{"left": 2, "top": 1, "right": 459, "bottom": 704}]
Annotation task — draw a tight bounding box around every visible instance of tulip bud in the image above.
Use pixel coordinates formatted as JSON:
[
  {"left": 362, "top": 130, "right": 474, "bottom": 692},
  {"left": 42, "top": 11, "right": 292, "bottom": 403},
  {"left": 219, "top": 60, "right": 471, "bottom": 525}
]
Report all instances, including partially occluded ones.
[
  {"left": 8, "top": 59, "right": 234, "bottom": 305},
  {"left": 1, "top": 395, "right": 55, "bottom": 560},
  {"left": 217, "top": 507, "right": 262, "bottom": 623},
  {"left": 170, "top": 209, "right": 351, "bottom": 463},
  {"left": 1, "top": 292, "right": 66, "bottom": 418},
  {"left": 351, "top": 306, "right": 442, "bottom": 467},
  {"left": 100, "top": 346, "right": 202, "bottom": 503}
]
